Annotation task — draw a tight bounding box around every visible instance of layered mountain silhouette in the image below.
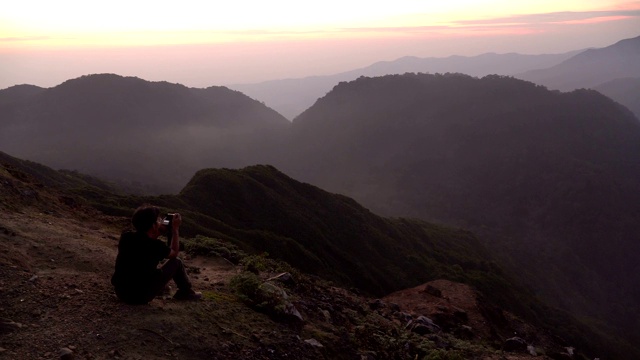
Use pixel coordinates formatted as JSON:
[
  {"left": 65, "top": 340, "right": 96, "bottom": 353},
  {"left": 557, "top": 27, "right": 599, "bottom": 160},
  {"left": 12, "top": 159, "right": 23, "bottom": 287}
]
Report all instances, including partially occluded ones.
[
  {"left": 229, "top": 35, "right": 638, "bottom": 121},
  {"left": 275, "top": 72, "right": 640, "bottom": 349},
  {"left": 516, "top": 34, "right": 640, "bottom": 91},
  {"left": 594, "top": 77, "right": 640, "bottom": 119},
  {"left": 2, "top": 35, "right": 640, "bottom": 357},
  {"left": 0, "top": 74, "right": 289, "bottom": 193},
  {"left": 229, "top": 51, "right": 580, "bottom": 120}
]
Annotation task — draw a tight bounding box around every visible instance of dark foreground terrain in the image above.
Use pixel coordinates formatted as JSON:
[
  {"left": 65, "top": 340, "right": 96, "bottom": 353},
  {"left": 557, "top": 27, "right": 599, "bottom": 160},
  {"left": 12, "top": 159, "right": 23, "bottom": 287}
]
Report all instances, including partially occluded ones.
[{"left": 0, "top": 154, "right": 598, "bottom": 360}]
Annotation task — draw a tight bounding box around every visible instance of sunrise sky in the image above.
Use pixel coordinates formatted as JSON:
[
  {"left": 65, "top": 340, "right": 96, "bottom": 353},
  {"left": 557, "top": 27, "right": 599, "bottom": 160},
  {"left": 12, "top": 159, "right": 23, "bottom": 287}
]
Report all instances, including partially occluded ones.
[{"left": 1, "top": 0, "right": 639, "bottom": 89}]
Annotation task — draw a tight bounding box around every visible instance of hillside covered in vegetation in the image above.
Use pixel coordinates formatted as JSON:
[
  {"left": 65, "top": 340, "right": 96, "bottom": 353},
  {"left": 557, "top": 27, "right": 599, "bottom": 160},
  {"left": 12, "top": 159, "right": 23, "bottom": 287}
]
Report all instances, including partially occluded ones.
[
  {"left": 2, "top": 151, "right": 637, "bottom": 359},
  {"left": 279, "top": 73, "right": 640, "bottom": 353}
]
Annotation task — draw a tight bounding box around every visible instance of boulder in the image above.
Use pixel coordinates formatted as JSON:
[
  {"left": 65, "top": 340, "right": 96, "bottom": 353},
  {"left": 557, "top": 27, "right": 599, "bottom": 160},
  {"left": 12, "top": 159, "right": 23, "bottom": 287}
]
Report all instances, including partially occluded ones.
[
  {"left": 257, "top": 282, "right": 303, "bottom": 322},
  {"left": 407, "top": 316, "right": 441, "bottom": 335}
]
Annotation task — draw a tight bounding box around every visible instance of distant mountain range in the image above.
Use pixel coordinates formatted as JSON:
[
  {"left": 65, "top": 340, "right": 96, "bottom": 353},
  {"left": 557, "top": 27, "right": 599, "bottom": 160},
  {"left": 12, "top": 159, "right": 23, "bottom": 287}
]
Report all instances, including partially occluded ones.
[
  {"left": 229, "top": 51, "right": 582, "bottom": 120},
  {"left": 229, "top": 35, "right": 640, "bottom": 121},
  {"left": 273, "top": 73, "right": 640, "bottom": 350},
  {"left": 0, "top": 74, "right": 288, "bottom": 193},
  {"left": 516, "top": 35, "right": 640, "bottom": 91},
  {"left": 516, "top": 35, "right": 640, "bottom": 119},
  {"left": 594, "top": 77, "right": 640, "bottom": 119}
]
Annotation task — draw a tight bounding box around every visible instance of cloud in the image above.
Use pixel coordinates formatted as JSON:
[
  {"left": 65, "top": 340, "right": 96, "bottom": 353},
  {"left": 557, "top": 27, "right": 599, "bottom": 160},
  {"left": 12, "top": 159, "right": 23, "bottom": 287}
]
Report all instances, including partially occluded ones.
[
  {"left": 315, "top": 9, "right": 640, "bottom": 39},
  {"left": 455, "top": 10, "right": 640, "bottom": 26},
  {"left": 0, "top": 36, "right": 54, "bottom": 42}
]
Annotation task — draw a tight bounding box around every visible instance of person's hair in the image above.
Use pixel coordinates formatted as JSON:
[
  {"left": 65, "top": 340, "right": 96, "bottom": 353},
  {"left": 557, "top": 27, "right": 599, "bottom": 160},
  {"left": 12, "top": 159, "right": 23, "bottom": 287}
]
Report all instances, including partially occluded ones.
[{"left": 131, "top": 204, "right": 161, "bottom": 233}]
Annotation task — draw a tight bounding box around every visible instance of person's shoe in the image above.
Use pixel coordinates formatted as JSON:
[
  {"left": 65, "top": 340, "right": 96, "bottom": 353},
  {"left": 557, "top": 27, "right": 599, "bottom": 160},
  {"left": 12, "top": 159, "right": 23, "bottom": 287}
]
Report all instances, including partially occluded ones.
[
  {"left": 173, "top": 289, "right": 202, "bottom": 301},
  {"left": 155, "top": 284, "right": 172, "bottom": 298}
]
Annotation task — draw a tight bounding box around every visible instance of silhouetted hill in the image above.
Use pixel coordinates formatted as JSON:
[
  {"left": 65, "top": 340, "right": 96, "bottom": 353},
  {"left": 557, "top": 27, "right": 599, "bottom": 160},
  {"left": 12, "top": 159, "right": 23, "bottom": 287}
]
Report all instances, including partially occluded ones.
[
  {"left": 177, "top": 166, "right": 502, "bottom": 293},
  {"left": 0, "top": 84, "right": 44, "bottom": 107},
  {"left": 0, "top": 74, "right": 289, "bottom": 193},
  {"left": 230, "top": 51, "right": 579, "bottom": 120},
  {"left": 594, "top": 77, "right": 640, "bottom": 119},
  {"left": 4, "top": 152, "right": 636, "bottom": 359},
  {"left": 517, "top": 34, "right": 640, "bottom": 90},
  {"left": 277, "top": 72, "right": 640, "bottom": 352}
]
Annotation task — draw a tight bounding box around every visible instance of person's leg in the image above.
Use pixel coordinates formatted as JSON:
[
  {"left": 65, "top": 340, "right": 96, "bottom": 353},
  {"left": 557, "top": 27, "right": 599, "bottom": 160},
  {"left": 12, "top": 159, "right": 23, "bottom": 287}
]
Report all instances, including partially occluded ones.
[
  {"left": 160, "top": 258, "right": 202, "bottom": 300},
  {"left": 159, "top": 257, "right": 193, "bottom": 291}
]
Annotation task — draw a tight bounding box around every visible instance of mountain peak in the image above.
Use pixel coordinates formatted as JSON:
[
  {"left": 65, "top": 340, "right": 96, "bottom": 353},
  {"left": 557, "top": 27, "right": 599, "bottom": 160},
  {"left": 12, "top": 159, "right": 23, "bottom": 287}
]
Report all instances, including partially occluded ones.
[{"left": 516, "top": 34, "right": 640, "bottom": 90}]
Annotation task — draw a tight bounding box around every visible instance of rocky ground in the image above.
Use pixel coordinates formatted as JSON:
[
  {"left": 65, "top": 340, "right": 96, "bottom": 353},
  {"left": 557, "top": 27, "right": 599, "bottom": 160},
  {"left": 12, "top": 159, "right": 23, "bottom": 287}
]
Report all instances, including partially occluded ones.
[{"left": 0, "top": 169, "right": 576, "bottom": 360}]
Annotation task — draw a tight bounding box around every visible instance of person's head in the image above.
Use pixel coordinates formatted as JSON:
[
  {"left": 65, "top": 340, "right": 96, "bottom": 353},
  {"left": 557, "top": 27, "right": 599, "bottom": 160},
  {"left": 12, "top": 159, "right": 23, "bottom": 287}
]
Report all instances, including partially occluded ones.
[{"left": 131, "top": 204, "right": 161, "bottom": 235}]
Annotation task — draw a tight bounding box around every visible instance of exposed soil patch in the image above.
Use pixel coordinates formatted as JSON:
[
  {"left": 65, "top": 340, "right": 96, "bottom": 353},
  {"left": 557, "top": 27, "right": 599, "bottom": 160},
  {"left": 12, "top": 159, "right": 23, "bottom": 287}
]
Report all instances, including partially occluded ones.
[{"left": 0, "top": 195, "right": 559, "bottom": 359}]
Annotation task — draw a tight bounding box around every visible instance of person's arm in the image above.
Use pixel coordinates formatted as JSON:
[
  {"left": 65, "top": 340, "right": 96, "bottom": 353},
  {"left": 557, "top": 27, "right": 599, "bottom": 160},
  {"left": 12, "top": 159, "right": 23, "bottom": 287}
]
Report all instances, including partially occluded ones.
[{"left": 167, "top": 213, "right": 182, "bottom": 259}]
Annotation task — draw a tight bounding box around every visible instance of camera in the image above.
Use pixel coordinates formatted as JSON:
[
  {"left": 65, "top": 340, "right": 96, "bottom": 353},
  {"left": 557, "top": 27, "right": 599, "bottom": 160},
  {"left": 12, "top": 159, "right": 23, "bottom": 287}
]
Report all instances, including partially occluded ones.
[
  {"left": 162, "top": 213, "right": 175, "bottom": 246},
  {"left": 162, "top": 213, "right": 175, "bottom": 226},
  {"left": 161, "top": 213, "right": 184, "bottom": 250}
]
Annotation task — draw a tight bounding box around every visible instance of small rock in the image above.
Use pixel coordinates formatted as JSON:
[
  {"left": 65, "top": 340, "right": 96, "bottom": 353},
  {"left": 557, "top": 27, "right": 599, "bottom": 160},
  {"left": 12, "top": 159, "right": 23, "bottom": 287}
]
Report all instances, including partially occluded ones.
[
  {"left": 29, "top": 275, "right": 38, "bottom": 282},
  {"left": 389, "top": 303, "right": 401, "bottom": 312},
  {"left": 267, "top": 272, "right": 295, "bottom": 286},
  {"left": 0, "top": 347, "right": 6, "bottom": 352},
  {"left": 360, "top": 351, "right": 377, "bottom": 360},
  {"left": 284, "top": 302, "right": 304, "bottom": 322},
  {"left": 504, "top": 337, "right": 528, "bottom": 352},
  {"left": 455, "top": 325, "right": 474, "bottom": 340},
  {"left": 397, "top": 312, "right": 413, "bottom": 322},
  {"left": 320, "top": 309, "right": 331, "bottom": 322},
  {"left": 304, "top": 338, "right": 324, "bottom": 348},
  {"left": 408, "top": 316, "right": 441, "bottom": 335},
  {"left": 1, "top": 320, "right": 23, "bottom": 332},
  {"left": 527, "top": 345, "right": 537, "bottom": 356},
  {"left": 59, "top": 347, "right": 74, "bottom": 359},
  {"left": 109, "top": 349, "right": 123, "bottom": 357},
  {"left": 74, "top": 289, "right": 84, "bottom": 295}
]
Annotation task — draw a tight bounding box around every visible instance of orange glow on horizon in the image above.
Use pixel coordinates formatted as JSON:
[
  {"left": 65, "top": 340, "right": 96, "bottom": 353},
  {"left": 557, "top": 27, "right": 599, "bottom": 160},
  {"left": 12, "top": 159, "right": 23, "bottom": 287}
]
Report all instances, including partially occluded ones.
[{"left": 1, "top": 1, "right": 639, "bottom": 50}]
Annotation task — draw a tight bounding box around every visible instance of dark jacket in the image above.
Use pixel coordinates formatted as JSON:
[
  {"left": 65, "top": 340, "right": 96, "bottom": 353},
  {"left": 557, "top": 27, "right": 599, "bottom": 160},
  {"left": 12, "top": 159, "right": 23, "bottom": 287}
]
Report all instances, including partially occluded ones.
[{"left": 111, "top": 231, "right": 170, "bottom": 304}]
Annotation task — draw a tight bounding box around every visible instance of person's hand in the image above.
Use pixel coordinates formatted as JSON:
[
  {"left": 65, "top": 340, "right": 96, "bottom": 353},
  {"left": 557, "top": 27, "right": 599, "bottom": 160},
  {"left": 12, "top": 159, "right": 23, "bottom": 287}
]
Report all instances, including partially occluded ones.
[{"left": 171, "top": 213, "right": 182, "bottom": 229}]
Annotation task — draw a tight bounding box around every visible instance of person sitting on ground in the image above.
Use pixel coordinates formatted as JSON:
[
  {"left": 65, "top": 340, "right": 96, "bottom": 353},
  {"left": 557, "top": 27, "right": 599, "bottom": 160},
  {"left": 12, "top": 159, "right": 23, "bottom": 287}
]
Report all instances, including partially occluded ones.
[{"left": 111, "top": 204, "right": 201, "bottom": 304}]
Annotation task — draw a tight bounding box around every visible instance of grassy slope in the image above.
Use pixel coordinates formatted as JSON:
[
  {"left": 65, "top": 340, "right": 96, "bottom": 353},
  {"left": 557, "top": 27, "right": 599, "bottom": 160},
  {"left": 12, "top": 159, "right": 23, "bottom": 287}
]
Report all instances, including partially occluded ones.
[{"left": 1, "top": 151, "right": 635, "bottom": 359}]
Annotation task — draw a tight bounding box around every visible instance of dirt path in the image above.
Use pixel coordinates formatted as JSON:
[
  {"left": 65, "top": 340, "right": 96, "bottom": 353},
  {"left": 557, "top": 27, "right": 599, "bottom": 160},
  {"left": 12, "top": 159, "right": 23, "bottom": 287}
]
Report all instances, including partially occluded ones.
[
  {"left": 0, "top": 208, "right": 282, "bottom": 360},
  {"left": 0, "top": 206, "right": 559, "bottom": 360}
]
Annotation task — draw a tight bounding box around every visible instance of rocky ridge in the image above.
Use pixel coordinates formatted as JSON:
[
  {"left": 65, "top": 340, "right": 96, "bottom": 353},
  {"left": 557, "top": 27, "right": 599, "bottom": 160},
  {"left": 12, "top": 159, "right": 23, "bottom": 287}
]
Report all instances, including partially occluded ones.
[{"left": 0, "top": 158, "right": 590, "bottom": 359}]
